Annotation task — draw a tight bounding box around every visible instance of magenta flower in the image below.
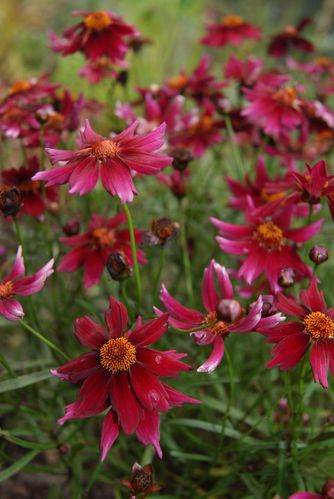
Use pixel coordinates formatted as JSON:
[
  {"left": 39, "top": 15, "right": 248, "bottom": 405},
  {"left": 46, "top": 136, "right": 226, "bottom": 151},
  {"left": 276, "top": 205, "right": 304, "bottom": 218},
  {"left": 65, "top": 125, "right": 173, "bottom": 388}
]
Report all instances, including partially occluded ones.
[
  {"left": 52, "top": 297, "right": 199, "bottom": 461},
  {"left": 0, "top": 246, "right": 54, "bottom": 321},
  {"left": 201, "top": 15, "right": 261, "bottom": 48},
  {"left": 58, "top": 212, "right": 146, "bottom": 288},
  {"left": 211, "top": 212, "right": 322, "bottom": 293},
  {"left": 157, "top": 260, "right": 281, "bottom": 373},
  {"left": 32, "top": 119, "right": 172, "bottom": 203},
  {"left": 268, "top": 18, "right": 314, "bottom": 58},
  {"left": 262, "top": 278, "right": 334, "bottom": 388}
]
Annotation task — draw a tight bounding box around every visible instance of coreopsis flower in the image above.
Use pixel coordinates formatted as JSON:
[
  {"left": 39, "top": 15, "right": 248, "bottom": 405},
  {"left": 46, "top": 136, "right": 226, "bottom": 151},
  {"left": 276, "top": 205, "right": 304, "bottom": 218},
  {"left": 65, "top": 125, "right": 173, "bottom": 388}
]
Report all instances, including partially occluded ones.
[
  {"left": 262, "top": 278, "right": 334, "bottom": 388},
  {"left": 0, "top": 246, "right": 54, "bottom": 321},
  {"left": 211, "top": 211, "right": 322, "bottom": 293},
  {"left": 32, "top": 119, "right": 172, "bottom": 203},
  {"left": 242, "top": 77, "right": 305, "bottom": 138},
  {"left": 78, "top": 58, "right": 118, "bottom": 84},
  {"left": 268, "top": 18, "right": 314, "bottom": 58},
  {"left": 52, "top": 297, "right": 199, "bottom": 460},
  {"left": 2, "top": 157, "right": 58, "bottom": 220},
  {"left": 224, "top": 55, "right": 263, "bottom": 86},
  {"left": 58, "top": 212, "right": 146, "bottom": 288},
  {"left": 1, "top": 75, "right": 58, "bottom": 106},
  {"left": 289, "top": 480, "right": 334, "bottom": 499},
  {"left": 157, "top": 260, "right": 281, "bottom": 373},
  {"left": 201, "top": 15, "right": 261, "bottom": 48}
]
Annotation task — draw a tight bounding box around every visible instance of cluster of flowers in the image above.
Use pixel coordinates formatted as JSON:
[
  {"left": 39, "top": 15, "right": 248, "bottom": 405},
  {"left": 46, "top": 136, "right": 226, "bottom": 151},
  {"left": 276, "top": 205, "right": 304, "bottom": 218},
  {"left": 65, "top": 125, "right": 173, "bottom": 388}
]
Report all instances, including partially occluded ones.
[{"left": 0, "top": 8, "right": 333, "bottom": 495}]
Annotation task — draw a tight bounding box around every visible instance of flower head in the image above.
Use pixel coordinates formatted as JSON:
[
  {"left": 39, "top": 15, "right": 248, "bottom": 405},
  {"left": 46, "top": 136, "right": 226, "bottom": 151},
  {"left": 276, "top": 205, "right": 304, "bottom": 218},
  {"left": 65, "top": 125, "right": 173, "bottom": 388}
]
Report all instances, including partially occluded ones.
[
  {"left": 52, "top": 297, "right": 199, "bottom": 461},
  {"left": 33, "top": 119, "right": 172, "bottom": 203},
  {"left": 268, "top": 18, "right": 314, "bottom": 58},
  {"left": 0, "top": 247, "right": 54, "bottom": 321},
  {"left": 201, "top": 15, "right": 261, "bottom": 48}
]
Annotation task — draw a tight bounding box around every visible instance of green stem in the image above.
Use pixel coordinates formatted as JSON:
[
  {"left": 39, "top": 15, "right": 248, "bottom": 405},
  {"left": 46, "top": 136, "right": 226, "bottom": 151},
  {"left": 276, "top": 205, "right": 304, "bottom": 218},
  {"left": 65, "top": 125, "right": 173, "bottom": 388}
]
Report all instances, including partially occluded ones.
[
  {"left": 171, "top": 321, "right": 217, "bottom": 334},
  {"left": 0, "top": 352, "right": 16, "bottom": 377},
  {"left": 14, "top": 219, "right": 25, "bottom": 261},
  {"left": 224, "top": 115, "right": 244, "bottom": 179},
  {"left": 179, "top": 200, "right": 194, "bottom": 306},
  {"left": 20, "top": 320, "right": 70, "bottom": 362},
  {"left": 154, "top": 248, "right": 165, "bottom": 301},
  {"left": 216, "top": 344, "right": 235, "bottom": 455},
  {"left": 123, "top": 203, "right": 142, "bottom": 311}
]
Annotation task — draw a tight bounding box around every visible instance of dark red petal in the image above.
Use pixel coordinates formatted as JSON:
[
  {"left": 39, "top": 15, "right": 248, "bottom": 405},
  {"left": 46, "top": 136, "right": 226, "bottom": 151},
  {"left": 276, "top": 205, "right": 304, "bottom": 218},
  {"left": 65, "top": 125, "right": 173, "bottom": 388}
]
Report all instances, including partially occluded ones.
[
  {"left": 77, "top": 369, "right": 110, "bottom": 412},
  {"left": 110, "top": 373, "right": 142, "bottom": 434},
  {"left": 129, "top": 363, "right": 169, "bottom": 412},
  {"left": 300, "top": 278, "right": 327, "bottom": 312},
  {"left": 127, "top": 314, "right": 168, "bottom": 347},
  {"left": 105, "top": 296, "right": 128, "bottom": 338},
  {"left": 310, "top": 341, "right": 330, "bottom": 389},
  {"left": 136, "top": 347, "right": 192, "bottom": 376},
  {"left": 54, "top": 351, "right": 99, "bottom": 382},
  {"left": 100, "top": 410, "right": 120, "bottom": 462},
  {"left": 276, "top": 293, "right": 307, "bottom": 319},
  {"left": 135, "top": 409, "right": 162, "bottom": 458},
  {"left": 74, "top": 316, "right": 108, "bottom": 349},
  {"left": 266, "top": 333, "right": 309, "bottom": 370}
]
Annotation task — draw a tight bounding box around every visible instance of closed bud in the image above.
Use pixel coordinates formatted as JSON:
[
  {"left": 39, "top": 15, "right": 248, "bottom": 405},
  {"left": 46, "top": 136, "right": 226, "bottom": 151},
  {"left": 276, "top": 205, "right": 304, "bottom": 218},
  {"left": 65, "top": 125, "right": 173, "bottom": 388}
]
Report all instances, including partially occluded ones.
[
  {"left": 261, "top": 295, "right": 278, "bottom": 317},
  {"left": 216, "top": 299, "right": 243, "bottom": 323},
  {"left": 0, "top": 186, "right": 22, "bottom": 217},
  {"left": 57, "top": 443, "right": 70, "bottom": 455},
  {"left": 278, "top": 268, "right": 295, "bottom": 288},
  {"left": 107, "top": 252, "right": 131, "bottom": 281},
  {"left": 63, "top": 218, "right": 80, "bottom": 236},
  {"left": 309, "top": 245, "right": 329, "bottom": 265},
  {"left": 143, "top": 218, "right": 179, "bottom": 246},
  {"left": 170, "top": 148, "right": 194, "bottom": 172},
  {"left": 116, "top": 70, "right": 128, "bottom": 87}
]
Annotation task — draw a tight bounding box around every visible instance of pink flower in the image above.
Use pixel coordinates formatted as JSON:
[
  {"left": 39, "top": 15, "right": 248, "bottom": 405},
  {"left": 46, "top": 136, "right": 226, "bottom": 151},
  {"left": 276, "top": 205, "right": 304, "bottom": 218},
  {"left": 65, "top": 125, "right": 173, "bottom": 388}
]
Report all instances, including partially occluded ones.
[
  {"left": 0, "top": 246, "right": 54, "bottom": 321},
  {"left": 211, "top": 211, "right": 322, "bottom": 293},
  {"left": 32, "top": 119, "right": 172, "bottom": 203},
  {"left": 49, "top": 10, "right": 138, "bottom": 64},
  {"left": 224, "top": 55, "right": 263, "bottom": 86},
  {"left": 201, "top": 15, "right": 261, "bottom": 48},
  {"left": 262, "top": 278, "right": 334, "bottom": 388},
  {"left": 268, "top": 18, "right": 314, "bottom": 58},
  {"left": 52, "top": 297, "right": 199, "bottom": 461},
  {"left": 58, "top": 212, "right": 146, "bottom": 288},
  {"left": 157, "top": 260, "right": 281, "bottom": 373}
]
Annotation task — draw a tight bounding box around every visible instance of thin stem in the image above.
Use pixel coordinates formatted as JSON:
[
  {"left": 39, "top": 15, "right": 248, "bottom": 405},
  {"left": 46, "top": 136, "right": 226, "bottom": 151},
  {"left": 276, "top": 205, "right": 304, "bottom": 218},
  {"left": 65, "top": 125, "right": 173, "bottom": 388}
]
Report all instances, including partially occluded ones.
[
  {"left": 123, "top": 203, "right": 142, "bottom": 311},
  {"left": 224, "top": 115, "right": 244, "bottom": 179},
  {"left": 14, "top": 219, "right": 25, "bottom": 263},
  {"left": 154, "top": 248, "right": 165, "bottom": 301},
  {"left": 170, "top": 321, "right": 217, "bottom": 334},
  {"left": 216, "top": 344, "right": 235, "bottom": 456},
  {"left": 0, "top": 352, "right": 16, "bottom": 377},
  {"left": 20, "top": 320, "right": 70, "bottom": 362},
  {"left": 179, "top": 199, "right": 194, "bottom": 306}
]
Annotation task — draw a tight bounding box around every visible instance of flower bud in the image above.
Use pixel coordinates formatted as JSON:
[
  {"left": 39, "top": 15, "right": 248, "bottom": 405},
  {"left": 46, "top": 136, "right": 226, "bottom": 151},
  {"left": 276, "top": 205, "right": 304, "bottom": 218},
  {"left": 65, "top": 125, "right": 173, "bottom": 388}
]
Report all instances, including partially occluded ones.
[
  {"left": 170, "top": 148, "right": 193, "bottom": 172},
  {"left": 261, "top": 295, "right": 278, "bottom": 317},
  {"left": 143, "top": 218, "right": 179, "bottom": 246},
  {"left": 63, "top": 218, "right": 80, "bottom": 236},
  {"left": 57, "top": 443, "right": 70, "bottom": 455},
  {"left": 106, "top": 252, "right": 131, "bottom": 281},
  {"left": 278, "top": 268, "right": 295, "bottom": 288},
  {"left": 116, "top": 70, "right": 128, "bottom": 87},
  {"left": 0, "top": 186, "right": 22, "bottom": 217},
  {"left": 309, "top": 245, "right": 329, "bottom": 265},
  {"left": 216, "top": 299, "right": 243, "bottom": 323}
]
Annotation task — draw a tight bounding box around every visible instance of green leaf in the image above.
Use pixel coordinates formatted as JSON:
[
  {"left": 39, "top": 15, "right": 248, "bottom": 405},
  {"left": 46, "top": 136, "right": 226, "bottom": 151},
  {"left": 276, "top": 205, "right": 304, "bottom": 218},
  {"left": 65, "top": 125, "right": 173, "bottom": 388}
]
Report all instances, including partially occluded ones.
[
  {"left": 0, "top": 450, "right": 39, "bottom": 481},
  {"left": 0, "top": 369, "right": 51, "bottom": 393},
  {"left": 0, "top": 430, "right": 54, "bottom": 451},
  {"left": 170, "top": 451, "right": 211, "bottom": 462}
]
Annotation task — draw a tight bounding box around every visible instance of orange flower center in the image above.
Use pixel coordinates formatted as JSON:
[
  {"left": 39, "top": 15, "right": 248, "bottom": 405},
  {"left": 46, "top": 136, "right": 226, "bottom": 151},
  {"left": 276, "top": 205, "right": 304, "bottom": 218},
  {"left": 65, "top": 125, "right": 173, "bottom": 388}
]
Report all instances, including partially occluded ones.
[
  {"left": 45, "top": 112, "right": 65, "bottom": 129},
  {"left": 205, "top": 311, "right": 229, "bottom": 337},
  {"left": 9, "top": 80, "right": 32, "bottom": 95},
  {"left": 99, "top": 337, "right": 136, "bottom": 373},
  {"left": 0, "top": 281, "right": 14, "bottom": 299},
  {"left": 254, "top": 221, "right": 284, "bottom": 251},
  {"left": 260, "top": 188, "right": 285, "bottom": 203},
  {"left": 19, "top": 179, "right": 40, "bottom": 194},
  {"left": 221, "top": 15, "right": 244, "bottom": 27},
  {"left": 304, "top": 311, "right": 334, "bottom": 340},
  {"left": 313, "top": 56, "right": 332, "bottom": 68},
  {"left": 84, "top": 11, "right": 112, "bottom": 31},
  {"left": 284, "top": 25, "right": 297, "bottom": 36},
  {"left": 90, "top": 139, "right": 119, "bottom": 160},
  {"left": 92, "top": 227, "right": 115, "bottom": 247},
  {"left": 168, "top": 74, "right": 189, "bottom": 90},
  {"left": 273, "top": 87, "right": 299, "bottom": 107}
]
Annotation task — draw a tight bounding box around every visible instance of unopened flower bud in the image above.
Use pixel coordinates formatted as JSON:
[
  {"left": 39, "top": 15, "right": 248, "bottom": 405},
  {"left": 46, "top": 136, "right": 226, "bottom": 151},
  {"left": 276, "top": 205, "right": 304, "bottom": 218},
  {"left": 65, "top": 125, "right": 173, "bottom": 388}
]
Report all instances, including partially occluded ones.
[
  {"left": 216, "top": 299, "right": 243, "bottom": 323},
  {"left": 63, "top": 218, "right": 80, "bottom": 236},
  {"left": 57, "top": 443, "right": 70, "bottom": 455},
  {"left": 261, "top": 295, "right": 278, "bottom": 317},
  {"left": 278, "top": 268, "right": 295, "bottom": 288},
  {"left": 116, "top": 70, "right": 128, "bottom": 87},
  {"left": 107, "top": 252, "right": 131, "bottom": 281},
  {"left": 309, "top": 245, "right": 329, "bottom": 265},
  {"left": 0, "top": 186, "right": 22, "bottom": 217},
  {"left": 170, "top": 148, "right": 194, "bottom": 172},
  {"left": 143, "top": 218, "right": 179, "bottom": 246}
]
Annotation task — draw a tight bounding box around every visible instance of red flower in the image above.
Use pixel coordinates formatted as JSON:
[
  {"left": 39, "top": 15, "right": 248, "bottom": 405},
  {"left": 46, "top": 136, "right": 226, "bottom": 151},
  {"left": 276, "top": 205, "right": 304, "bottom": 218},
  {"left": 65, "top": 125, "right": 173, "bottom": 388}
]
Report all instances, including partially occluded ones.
[
  {"left": 262, "top": 278, "right": 334, "bottom": 389},
  {"left": 224, "top": 55, "right": 263, "bottom": 86},
  {"left": 49, "top": 10, "right": 138, "bottom": 64},
  {"left": 0, "top": 246, "right": 54, "bottom": 321},
  {"left": 157, "top": 260, "right": 281, "bottom": 373},
  {"left": 33, "top": 119, "right": 172, "bottom": 203},
  {"left": 268, "top": 18, "right": 314, "bottom": 58},
  {"left": 52, "top": 297, "right": 199, "bottom": 460},
  {"left": 211, "top": 212, "right": 322, "bottom": 293},
  {"left": 201, "top": 15, "right": 261, "bottom": 48},
  {"left": 58, "top": 212, "right": 146, "bottom": 288},
  {"left": 2, "top": 157, "right": 58, "bottom": 220}
]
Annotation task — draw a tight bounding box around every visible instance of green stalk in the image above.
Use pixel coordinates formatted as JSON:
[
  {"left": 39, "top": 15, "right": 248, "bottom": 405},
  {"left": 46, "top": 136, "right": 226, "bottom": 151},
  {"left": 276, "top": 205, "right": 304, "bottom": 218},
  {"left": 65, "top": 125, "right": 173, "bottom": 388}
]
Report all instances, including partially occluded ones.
[
  {"left": 224, "top": 114, "right": 244, "bottom": 179},
  {"left": 20, "top": 320, "right": 70, "bottom": 362},
  {"left": 123, "top": 203, "right": 142, "bottom": 311},
  {"left": 179, "top": 199, "right": 194, "bottom": 306},
  {"left": 171, "top": 321, "right": 217, "bottom": 334},
  {"left": 153, "top": 248, "right": 165, "bottom": 301}
]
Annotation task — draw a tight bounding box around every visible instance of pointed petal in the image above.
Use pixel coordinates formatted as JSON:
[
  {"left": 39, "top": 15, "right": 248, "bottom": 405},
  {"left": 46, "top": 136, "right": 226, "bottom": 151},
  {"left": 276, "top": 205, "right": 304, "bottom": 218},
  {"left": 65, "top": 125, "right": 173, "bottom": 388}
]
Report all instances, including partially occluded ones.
[
  {"left": 100, "top": 410, "right": 120, "bottom": 462},
  {"left": 127, "top": 314, "right": 168, "bottom": 347},
  {"left": 74, "top": 316, "right": 108, "bottom": 349},
  {"left": 197, "top": 336, "right": 225, "bottom": 373},
  {"left": 110, "top": 373, "right": 142, "bottom": 434},
  {"left": 3, "top": 246, "right": 25, "bottom": 282},
  {"left": 135, "top": 409, "right": 162, "bottom": 458},
  {"left": 105, "top": 296, "right": 128, "bottom": 338},
  {"left": 310, "top": 341, "right": 330, "bottom": 388}
]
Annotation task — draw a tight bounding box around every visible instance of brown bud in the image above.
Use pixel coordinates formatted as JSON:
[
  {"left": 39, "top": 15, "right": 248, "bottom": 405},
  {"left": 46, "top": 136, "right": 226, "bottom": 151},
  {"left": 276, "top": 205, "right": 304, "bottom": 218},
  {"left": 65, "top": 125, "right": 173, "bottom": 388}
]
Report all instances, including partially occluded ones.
[
  {"left": 122, "top": 462, "right": 161, "bottom": 496},
  {"left": 309, "top": 245, "right": 329, "bottom": 265},
  {"left": 170, "top": 148, "right": 193, "bottom": 172},
  {"left": 116, "top": 70, "right": 128, "bottom": 87},
  {"left": 143, "top": 218, "right": 179, "bottom": 246},
  {"left": 107, "top": 252, "right": 131, "bottom": 281},
  {"left": 0, "top": 186, "right": 21, "bottom": 217},
  {"left": 261, "top": 295, "right": 278, "bottom": 317},
  {"left": 63, "top": 219, "right": 80, "bottom": 236},
  {"left": 278, "top": 268, "right": 295, "bottom": 288},
  {"left": 57, "top": 443, "right": 70, "bottom": 455},
  {"left": 128, "top": 36, "right": 153, "bottom": 53},
  {"left": 216, "top": 299, "right": 243, "bottom": 323}
]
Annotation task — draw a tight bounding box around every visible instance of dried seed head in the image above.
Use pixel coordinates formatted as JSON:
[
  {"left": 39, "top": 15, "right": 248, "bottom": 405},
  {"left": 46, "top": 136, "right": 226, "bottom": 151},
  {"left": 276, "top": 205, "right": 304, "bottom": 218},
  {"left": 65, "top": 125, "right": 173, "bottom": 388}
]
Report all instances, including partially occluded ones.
[
  {"left": 170, "top": 148, "right": 194, "bottom": 171},
  {"left": 278, "top": 268, "right": 296, "bottom": 288},
  {"left": 309, "top": 245, "right": 329, "bottom": 265},
  {"left": 63, "top": 219, "right": 80, "bottom": 236},
  {"left": 0, "top": 186, "right": 22, "bottom": 217},
  {"left": 106, "top": 252, "right": 132, "bottom": 281}
]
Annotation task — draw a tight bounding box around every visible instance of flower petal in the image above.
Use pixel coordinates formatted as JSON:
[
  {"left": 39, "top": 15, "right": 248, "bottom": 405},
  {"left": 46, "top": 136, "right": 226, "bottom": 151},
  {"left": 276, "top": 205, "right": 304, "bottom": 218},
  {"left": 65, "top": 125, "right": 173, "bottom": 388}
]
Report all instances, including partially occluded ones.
[
  {"left": 127, "top": 314, "right": 169, "bottom": 347},
  {"left": 110, "top": 373, "right": 142, "bottom": 434},
  {"left": 74, "top": 316, "right": 108, "bottom": 349},
  {"left": 100, "top": 410, "right": 120, "bottom": 462},
  {"left": 105, "top": 296, "right": 128, "bottom": 338},
  {"left": 197, "top": 336, "right": 225, "bottom": 373},
  {"left": 310, "top": 341, "right": 330, "bottom": 388},
  {"left": 129, "top": 364, "right": 169, "bottom": 411}
]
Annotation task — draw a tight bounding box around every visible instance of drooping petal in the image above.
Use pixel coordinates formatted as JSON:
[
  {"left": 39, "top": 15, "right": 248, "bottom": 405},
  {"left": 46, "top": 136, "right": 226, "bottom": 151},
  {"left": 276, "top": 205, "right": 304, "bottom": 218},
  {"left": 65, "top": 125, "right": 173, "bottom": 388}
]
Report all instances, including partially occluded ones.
[
  {"left": 0, "top": 298, "right": 24, "bottom": 321},
  {"left": 197, "top": 336, "right": 225, "bottom": 373},
  {"left": 266, "top": 332, "right": 309, "bottom": 370},
  {"left": 77, "top": 369, "right": 110, "bottom": 412},
  {"left": 135, "top": 409, "right": 162, "bottom": 458},
  {"left": 3, "top": 246, "right": 25, "bottom": 283},
  {"left": 160, "top": 284, "right": 204, "bottom": 325},
  {"left": 100, "top": 410, "right": 120, "bottom": 462},
  {"left": 310, "top": 341, "right": 330, "bottom": 388},
  {"left": 74, "top": 316, "right": 108, "bottom": 349},
  {"left": 162, "top": 384, "right": 201, "bottom": 406},
  {"left": 100, "top": 160, "right": 137, "bottom": 203},
  {"left": 83, "top": 250, "right": 104, "bottom": 288}
]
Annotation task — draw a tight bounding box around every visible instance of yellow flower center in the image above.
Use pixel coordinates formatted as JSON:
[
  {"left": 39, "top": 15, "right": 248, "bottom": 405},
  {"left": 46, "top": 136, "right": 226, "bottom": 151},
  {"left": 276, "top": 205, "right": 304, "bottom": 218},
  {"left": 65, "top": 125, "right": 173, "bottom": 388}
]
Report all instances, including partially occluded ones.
[
  {"left": 168, "top": 74, "right": 189, "bottom": 90},
  {"left": 90, "top": 139, "right": 119, "bottom": 160},
  {"left": 99, "top": 337, "right": 136, "bottom": 373},
  {"left": 9, "top": 80, "right": 32, "bottom": 95},
  {"left": 45, "top": 112, "right": 65, "bottom": 129},
  {"left": 205, "top": 311, "right": 229, "bottom": 337},
  {"left": 304, "top": 311, "right": 334, "bottom": 340},
  {"left": 254, "top": 221, "right": 284, "bottom": 251},
  {"left": 84, "top": 11, "right": 112, "bottom": 31},
  {"left": 221, "top": 15, "right": 244, "bottom": 27},
  {"left": 92, "top": 227, "right": 115, "bottom": 247},
  {"left": 273, "top": 87, "right": 299, "bottom": 107},
  {"left": 0, "top": 281, "right": 14, "bottom": 299}
]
